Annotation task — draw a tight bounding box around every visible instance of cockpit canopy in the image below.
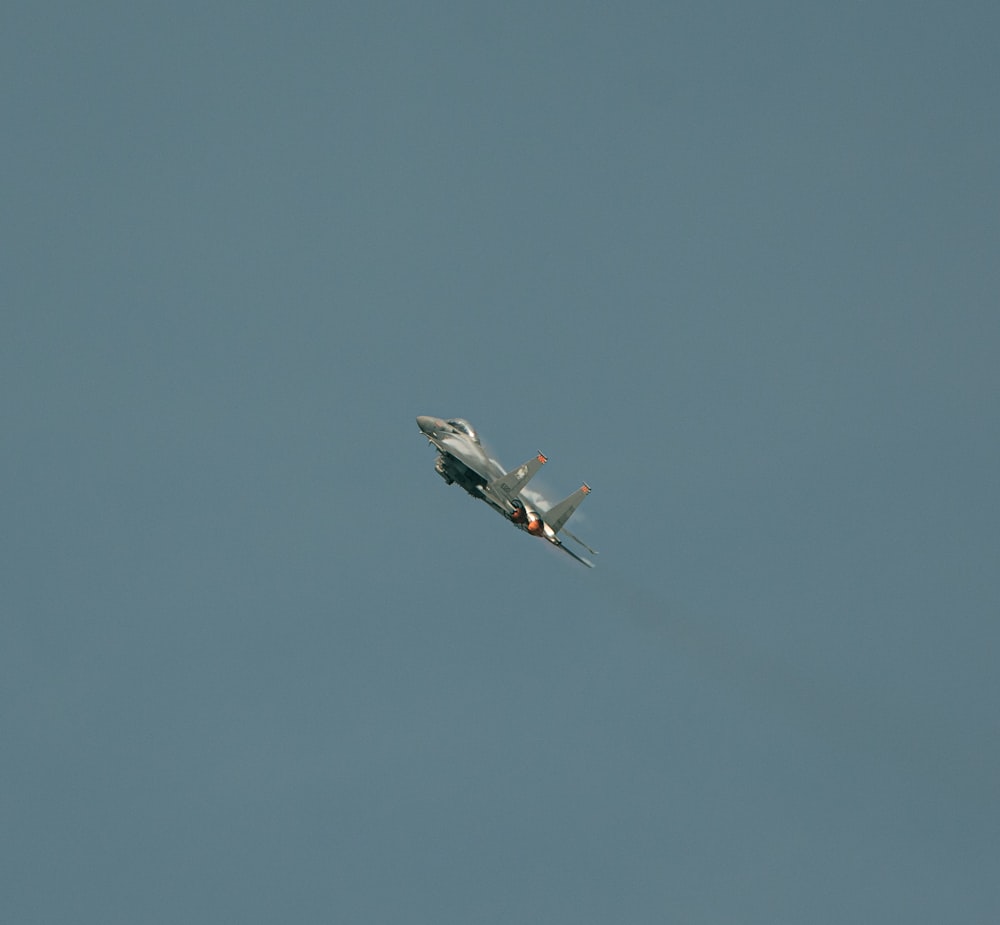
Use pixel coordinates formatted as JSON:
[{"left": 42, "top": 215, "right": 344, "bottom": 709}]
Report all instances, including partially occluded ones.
[{"left": 447, "top": 418, "right": 479, "bottom": 444}]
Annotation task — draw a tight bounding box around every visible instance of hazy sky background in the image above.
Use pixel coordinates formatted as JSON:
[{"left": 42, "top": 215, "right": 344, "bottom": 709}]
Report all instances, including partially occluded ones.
[{"left": 4, "top": 3, "right": 998, "bottom": 922}]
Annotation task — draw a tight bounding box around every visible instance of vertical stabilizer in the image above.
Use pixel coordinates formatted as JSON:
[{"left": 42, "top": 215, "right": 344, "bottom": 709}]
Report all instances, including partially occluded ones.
[
  {"left": 542, "top": 484, "right": 591, "bottom": 534},
  {"left": 484, "top": 453, "right": 548, "bottom": 505}
]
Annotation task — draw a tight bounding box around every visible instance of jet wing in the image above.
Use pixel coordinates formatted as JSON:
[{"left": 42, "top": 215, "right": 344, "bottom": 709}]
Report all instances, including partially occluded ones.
[{"left": 436, "top": 433, "right": 506, "bottom": 484}]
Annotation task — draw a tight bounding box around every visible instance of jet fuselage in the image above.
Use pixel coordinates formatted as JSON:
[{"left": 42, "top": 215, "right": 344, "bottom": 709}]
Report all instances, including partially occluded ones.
[{"left": 416, "top": 415, "right": 594, "bottom": 567}]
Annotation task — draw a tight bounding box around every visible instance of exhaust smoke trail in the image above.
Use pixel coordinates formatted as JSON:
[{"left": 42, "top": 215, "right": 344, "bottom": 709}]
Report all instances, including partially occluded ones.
[{"left": 591, "top": 563, "right": 999, "bottom": 826}]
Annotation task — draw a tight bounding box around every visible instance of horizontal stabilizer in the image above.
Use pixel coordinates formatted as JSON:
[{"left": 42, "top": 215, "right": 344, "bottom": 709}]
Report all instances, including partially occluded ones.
[
  {"left": 484, "top": 453, "right": 547, "bottom": 505},
  {"left": 552, "top": 539, "right": 594, "bottom": 568},
  {"left": 542, "top": 483, "right": 591, "bottom": 535},
  {"left": 562, "top": 528, "right": 598, "bottom": 556}
]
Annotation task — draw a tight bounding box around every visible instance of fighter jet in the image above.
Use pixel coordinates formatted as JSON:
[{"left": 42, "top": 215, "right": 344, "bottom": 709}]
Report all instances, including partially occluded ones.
[{"left": 416, "top": 415, "right": 597, "bottom": 567}]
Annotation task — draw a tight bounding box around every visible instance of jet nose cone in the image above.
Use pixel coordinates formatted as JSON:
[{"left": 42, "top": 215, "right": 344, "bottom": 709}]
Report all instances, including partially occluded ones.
[{"left": 416, "top": 415, "right": 438, "bottom": 436}]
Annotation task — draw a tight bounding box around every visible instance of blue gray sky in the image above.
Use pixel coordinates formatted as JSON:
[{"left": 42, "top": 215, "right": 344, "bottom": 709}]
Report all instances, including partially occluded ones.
[{"left": 4, "top": 3, "right": 998, "bottom": 922}]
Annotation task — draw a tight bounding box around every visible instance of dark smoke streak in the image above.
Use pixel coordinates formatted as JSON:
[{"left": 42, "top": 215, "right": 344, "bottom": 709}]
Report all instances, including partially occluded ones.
[{"left": 593, "top": 564, "right": 999, "bottom": 833}]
